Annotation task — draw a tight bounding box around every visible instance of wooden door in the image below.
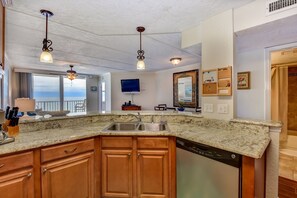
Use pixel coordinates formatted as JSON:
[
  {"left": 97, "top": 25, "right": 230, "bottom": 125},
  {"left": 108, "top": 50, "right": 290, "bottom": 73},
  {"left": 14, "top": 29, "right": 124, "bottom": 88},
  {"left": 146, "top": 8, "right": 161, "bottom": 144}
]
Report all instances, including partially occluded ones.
[
  {"left": 41, "top": 152, "right": 94, "bottom": 198},
  {"left": 137, "top": 150, "right": 169, "bottom": 198},
  {"left": 0, "top": 168, "right": 34, "bottom": 198},
  {"left": 101, "top": 150, "right": 133, "bottom": 198}
]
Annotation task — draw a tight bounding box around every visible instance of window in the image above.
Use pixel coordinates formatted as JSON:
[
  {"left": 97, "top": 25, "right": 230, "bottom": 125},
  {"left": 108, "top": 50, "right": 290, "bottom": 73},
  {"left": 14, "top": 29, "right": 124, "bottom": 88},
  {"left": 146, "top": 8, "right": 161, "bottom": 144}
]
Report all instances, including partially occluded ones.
[
  {"left": 33, "top": 74, "right": 60, "bottom": 111},
  {"left": 64, "top": 77, "right": 86, "bottom": 112},
  {"left": 33, "top": 74, "right": 87, "bottom": 113},
  {"left": 101, "top": 81, "right": 106, "bottom": 111}
]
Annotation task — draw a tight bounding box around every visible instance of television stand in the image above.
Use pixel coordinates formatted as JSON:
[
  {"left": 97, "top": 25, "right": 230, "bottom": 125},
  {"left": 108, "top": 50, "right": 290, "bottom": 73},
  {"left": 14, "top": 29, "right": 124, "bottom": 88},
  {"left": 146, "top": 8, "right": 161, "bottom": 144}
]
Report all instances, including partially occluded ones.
[{"left": 122, "top": 105, "right": 141, "bottom": 111}]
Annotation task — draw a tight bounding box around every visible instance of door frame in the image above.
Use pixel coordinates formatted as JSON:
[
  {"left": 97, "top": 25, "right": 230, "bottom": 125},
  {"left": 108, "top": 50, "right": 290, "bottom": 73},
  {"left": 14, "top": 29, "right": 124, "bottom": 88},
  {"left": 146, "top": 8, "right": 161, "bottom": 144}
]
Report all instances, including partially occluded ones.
[{"left": 264, "top": 42, "right": 297, "bottom": 120}]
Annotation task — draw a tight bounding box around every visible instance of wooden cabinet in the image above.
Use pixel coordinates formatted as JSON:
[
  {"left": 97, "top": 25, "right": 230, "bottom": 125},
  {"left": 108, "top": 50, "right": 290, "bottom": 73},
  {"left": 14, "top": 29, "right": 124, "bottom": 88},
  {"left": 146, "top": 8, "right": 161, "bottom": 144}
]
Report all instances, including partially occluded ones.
[
  {"left": 100, "top": 136, "right": 175, "bottom": 198},
  {"left": 101, "top": 150, "right": 133, "bottom": 197},
  {"left": 0, "top": 152, "right": 34, "bottom": 198},
  {"left": 41, "top": 139, "right": 95, "bottom": 198},
  {"left": 137, "top": 150, "right": 169, "bottom": 198}
]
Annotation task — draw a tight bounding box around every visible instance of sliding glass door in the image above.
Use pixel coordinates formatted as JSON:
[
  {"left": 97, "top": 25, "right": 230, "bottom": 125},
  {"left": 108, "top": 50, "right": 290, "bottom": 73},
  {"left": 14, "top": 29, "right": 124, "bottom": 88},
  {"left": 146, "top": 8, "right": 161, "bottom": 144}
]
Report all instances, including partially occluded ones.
[
  {"left": 33, "top": 74, "right": 87, "bottom": 113},
  {"left": 63, "top": 77, "right": 86, "bottom": 112},
  {"left": 33, "top": 74, "right": 60, "bottom": 111}
]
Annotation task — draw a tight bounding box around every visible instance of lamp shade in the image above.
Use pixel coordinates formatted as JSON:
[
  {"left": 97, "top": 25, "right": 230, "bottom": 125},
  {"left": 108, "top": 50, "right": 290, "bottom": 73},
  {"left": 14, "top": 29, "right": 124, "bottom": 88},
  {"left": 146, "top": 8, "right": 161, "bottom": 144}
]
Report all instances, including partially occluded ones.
[
  {"left": 15, "top": 98, "right": 36, "bottom": 112},
  {"left": 40, "top": 51, "right": 53, "bottom": 63},
  {"left": 137, "top": 60, "right": 145, "bottom": 70}
]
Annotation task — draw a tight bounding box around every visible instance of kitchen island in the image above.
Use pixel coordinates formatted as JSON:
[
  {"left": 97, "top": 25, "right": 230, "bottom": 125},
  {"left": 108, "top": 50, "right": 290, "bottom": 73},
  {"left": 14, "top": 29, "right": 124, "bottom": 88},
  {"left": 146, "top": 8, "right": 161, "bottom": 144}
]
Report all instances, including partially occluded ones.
[{"left": 0, "top": 111, "right": 281, "bottom": 198}]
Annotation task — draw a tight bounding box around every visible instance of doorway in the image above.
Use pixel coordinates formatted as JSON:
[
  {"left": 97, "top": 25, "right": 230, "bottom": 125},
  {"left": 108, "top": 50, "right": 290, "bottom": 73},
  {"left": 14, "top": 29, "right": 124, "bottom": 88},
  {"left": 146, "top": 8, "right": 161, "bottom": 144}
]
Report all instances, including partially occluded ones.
[{"left": 270, "top": 47, "right": 297, "bottom": 197}]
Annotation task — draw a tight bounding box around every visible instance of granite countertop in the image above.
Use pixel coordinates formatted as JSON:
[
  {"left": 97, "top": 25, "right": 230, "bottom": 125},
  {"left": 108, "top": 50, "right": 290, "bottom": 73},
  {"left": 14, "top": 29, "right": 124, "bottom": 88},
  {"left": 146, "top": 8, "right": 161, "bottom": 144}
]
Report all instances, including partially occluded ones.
[{"left": 0, "top": 120, "right": 271, "bottom": 159}]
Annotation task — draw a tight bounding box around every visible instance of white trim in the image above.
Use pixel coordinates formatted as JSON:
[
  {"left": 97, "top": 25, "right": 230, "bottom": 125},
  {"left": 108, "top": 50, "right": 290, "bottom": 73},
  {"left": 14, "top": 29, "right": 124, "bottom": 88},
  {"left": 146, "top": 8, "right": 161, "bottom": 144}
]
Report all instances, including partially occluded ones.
[{"left": 264, "top": 42, "right": 297, "bottom": 120}]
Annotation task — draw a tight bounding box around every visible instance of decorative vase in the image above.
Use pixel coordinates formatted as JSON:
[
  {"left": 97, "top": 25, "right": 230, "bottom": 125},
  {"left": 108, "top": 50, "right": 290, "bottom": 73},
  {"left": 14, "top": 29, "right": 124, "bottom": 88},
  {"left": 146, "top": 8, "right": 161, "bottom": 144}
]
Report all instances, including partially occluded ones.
[{"left": 178, "top": 107, "right": 185, "bottom": 111}]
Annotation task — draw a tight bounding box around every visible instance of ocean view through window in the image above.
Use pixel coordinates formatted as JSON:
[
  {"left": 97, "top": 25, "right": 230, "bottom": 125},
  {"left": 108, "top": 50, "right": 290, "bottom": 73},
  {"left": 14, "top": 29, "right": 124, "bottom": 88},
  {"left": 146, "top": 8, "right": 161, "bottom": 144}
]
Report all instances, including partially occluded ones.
[{"left": 33, "top": 74, "right": 86, "bottom": 113}]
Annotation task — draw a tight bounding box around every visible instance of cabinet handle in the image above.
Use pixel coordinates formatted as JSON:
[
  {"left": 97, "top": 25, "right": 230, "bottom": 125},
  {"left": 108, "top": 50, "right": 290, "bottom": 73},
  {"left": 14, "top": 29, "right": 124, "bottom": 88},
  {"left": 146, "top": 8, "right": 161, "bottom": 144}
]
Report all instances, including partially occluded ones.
[
  {"left": 137, "top": 153, "right": 141, "bottom": 158},
  {"left": 127, "top": 153, "right": 131, "bottom": 158},
  {"left": 0, "top": 164, "right": 4, "bottom": 168},
  {"left": 64, "top": 147, "right": 77, "bottom": 154},
  {"left": 43, "top": 168, "right": 47, "bottom": 173},
  {"left": 27, "top": 173, "right": 32, "bottom": 177}
]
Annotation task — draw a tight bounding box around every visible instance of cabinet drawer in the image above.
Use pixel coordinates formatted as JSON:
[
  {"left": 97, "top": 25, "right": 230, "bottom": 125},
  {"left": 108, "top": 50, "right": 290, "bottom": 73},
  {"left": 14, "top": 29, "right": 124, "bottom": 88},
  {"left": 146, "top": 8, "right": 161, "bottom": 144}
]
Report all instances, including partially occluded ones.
[
  {"left": 101, "top": 137, "right": 133, "bottom": 149},
  {"left": 41, "top": 139, "right": 94, "bottom": 163},
  {"left": 137, "top": 137, "right": 169, "bottom": 149},
  {"left": 0, "top": 151, "right": 33, "bottom": 174}
]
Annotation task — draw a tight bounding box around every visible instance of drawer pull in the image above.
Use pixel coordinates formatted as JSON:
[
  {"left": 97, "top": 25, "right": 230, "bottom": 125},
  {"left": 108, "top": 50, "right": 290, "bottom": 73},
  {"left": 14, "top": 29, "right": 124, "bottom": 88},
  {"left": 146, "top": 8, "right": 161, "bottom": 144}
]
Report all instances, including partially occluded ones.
[
  {"left": 0, "top": 164, "right": 4, "bottom": 168},
  {"left": 43, "top": 168, "right": 47, "bottom": 173},
  {"left": 27, "top": 173, "right": 32, "bottom": 177},
  {"left": 137, "top": 153, "right": 141, "bottom": 158},
  {"left": 64, "top": 147, "right": 77, "bottom": 154},
  {"left": 127, "top": 153, "right": 131, "bottom": 158}
]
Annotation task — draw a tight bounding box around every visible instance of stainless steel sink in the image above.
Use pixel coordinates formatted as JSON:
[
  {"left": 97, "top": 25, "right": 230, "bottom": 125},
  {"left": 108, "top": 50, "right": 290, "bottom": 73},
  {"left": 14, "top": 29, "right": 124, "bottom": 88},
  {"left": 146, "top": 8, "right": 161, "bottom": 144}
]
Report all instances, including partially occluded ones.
[
  {"left": 103, "top": 122, "right": 167, "bottom": 132},
  {"left": 138, "top": 123, "right": 167, "bottom": 131},
  {"left": 104, "top": 122, "right": 139, "bottom": 131}
]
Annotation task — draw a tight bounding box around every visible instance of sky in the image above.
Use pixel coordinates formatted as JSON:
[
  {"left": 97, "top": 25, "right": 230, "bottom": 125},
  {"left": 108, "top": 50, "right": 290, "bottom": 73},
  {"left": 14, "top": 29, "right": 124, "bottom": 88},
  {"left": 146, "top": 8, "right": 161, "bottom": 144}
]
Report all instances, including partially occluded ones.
[{"left": 33, "top": 75, "right": 87, "bottom": 100}]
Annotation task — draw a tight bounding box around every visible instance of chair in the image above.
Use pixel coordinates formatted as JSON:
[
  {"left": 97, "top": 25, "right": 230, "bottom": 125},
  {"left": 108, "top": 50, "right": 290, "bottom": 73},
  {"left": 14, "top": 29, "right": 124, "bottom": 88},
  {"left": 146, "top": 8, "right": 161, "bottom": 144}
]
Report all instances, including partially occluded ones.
[{"left": 75, "top": 99, "right": 86, "bottom": 112}]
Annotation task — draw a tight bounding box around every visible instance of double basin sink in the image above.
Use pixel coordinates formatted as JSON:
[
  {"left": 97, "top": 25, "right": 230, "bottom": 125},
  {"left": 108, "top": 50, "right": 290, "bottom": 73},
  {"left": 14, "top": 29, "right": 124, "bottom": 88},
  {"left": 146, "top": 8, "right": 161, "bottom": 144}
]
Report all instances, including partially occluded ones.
[{"left": 103, "top": 122, "right": 167, "bottom": 132}]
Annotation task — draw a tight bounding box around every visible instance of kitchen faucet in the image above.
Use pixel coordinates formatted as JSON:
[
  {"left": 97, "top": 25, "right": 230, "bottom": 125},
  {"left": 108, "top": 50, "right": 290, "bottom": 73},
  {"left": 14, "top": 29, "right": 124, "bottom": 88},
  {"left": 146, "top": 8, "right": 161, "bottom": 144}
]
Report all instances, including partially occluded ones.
[{"left": 128, "top": 112, "right": 142, "bottom": 122}]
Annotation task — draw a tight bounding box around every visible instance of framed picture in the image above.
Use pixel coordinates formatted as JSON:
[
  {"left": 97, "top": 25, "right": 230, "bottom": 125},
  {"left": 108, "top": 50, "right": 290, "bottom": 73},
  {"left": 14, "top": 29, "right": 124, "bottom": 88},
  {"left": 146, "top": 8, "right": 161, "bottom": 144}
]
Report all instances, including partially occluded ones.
[
  {"left": 173, "top": 69, "right": 199, "bottom": 108},
  {"left": 237, "top": 71, "right": 250, "bottom": 89},
  {"left": 90, "top": 86, "right": 97, "bottom": 91}
]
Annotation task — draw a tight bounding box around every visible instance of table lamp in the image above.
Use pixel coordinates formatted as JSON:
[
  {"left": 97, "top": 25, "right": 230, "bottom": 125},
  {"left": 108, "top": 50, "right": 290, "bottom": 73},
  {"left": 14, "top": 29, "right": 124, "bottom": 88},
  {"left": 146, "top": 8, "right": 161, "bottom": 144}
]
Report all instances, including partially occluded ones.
[{"left": 15, "top": 98, "right": 36, "bottom": 117}]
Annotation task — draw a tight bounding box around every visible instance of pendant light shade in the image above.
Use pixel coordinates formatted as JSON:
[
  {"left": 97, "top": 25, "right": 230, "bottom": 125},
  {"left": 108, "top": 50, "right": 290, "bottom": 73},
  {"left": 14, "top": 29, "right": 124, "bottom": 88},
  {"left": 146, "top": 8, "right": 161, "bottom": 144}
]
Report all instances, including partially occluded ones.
[
  {"left": 136, "top": 60, "right": 145, "bottom": 70},
  {"left": 67, "top": 65, "right": 77, "bottom": 81},
  {"left": 40, "top": 10, "right": 54, "bottom": 63},
  {"left": 40, "top": 51, "right": 53, "bottom": 63},
  {"left": 136, "top": 26, "right": 145, "bottom": 70}
]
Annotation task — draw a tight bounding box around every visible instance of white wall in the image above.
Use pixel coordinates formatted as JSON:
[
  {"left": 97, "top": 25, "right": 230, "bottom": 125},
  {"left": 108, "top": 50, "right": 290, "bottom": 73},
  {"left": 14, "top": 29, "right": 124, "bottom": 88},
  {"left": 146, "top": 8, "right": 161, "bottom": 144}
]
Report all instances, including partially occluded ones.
[
  {"left": 155, "top": 64, "right": 200, "bottom": 108},
  {"left": 111, "top": 72, "right": 157, "bottom": 110},
  {"left": 235, "top": 48, "right": 265, "bottom": 119},
  {"left": 201, "top": 10, "right": 234, "bottom": 120},
  {"left": 86, "top": 75, "right": 99, "bottom": 112},
  {"left": 181, "top": 26, "right": 202, "bottom": 48},
  {"left": 102, "top": 73, "right": 111, "bottom": 112},
  {"left": 234, "top": 0, "right": 297, "bottom": 32}
]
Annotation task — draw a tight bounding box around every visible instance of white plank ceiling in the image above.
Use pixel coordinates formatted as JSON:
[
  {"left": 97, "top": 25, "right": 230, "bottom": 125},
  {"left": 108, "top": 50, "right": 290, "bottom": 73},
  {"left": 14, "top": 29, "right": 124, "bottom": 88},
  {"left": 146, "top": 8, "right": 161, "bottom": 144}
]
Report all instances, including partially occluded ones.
[{"left": 6, "top": 0, "right": 255, "bottom": 74}]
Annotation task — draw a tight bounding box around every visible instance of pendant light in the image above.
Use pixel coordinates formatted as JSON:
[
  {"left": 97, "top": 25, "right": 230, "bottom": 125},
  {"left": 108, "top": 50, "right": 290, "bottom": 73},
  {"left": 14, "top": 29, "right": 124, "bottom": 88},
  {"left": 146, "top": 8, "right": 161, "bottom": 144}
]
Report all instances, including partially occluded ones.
[
  {"left": 136, "top": 26, "right": 145, "bottom": 70},
  {"left": 40, "top": 9, "right": 54, "bottom": 63},
  {"left": 67, "top": 65, "right": 77, "bottom": 81}
]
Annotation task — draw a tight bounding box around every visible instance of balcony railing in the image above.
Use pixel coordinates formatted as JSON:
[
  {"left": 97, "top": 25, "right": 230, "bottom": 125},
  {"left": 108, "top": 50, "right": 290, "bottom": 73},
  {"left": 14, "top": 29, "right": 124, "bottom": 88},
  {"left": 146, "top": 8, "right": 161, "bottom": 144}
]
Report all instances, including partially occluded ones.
[{"left": 35, "top": 99, "right": 86, "bottom": 113}]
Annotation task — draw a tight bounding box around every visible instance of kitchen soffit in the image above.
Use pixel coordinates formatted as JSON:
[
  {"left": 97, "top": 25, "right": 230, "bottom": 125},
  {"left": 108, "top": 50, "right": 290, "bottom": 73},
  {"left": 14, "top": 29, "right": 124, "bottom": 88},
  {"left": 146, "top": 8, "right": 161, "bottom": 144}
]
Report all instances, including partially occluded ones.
[{"left": 6, "top": 0, "right": 255, "bottom": 75}]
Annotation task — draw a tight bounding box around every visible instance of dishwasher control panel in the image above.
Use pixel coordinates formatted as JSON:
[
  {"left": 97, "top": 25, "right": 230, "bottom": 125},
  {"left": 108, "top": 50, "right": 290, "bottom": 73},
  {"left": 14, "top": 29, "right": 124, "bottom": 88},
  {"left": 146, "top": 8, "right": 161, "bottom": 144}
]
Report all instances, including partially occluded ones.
[{"left": 176, "top": 138, "right": 241, "bottom": 168}]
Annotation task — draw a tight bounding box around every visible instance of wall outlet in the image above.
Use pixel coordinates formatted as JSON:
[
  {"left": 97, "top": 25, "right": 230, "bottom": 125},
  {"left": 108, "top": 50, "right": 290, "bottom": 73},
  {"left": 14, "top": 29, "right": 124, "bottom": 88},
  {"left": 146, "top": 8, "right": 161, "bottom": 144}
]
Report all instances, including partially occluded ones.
[
  {"left": 204, "top": 104, "right": 213, "bottom": 113},
  {"left": 217, "top": 104, "right": 228, "bottom": 114}
]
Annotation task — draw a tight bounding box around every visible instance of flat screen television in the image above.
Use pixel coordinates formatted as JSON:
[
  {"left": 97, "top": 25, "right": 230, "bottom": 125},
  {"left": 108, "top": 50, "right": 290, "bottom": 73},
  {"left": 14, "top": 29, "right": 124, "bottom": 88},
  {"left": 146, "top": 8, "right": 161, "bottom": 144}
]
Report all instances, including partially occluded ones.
[{"left": 121, "top": 79, "right": 140, "bottom": 93}]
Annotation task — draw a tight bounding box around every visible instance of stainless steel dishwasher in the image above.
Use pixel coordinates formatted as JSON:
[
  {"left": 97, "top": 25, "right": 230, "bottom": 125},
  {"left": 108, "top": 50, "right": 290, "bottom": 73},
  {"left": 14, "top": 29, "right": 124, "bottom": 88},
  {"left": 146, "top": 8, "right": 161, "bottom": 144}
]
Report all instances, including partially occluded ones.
[{"left": 176, "top": 137, "right": 242, "bottom": 198}]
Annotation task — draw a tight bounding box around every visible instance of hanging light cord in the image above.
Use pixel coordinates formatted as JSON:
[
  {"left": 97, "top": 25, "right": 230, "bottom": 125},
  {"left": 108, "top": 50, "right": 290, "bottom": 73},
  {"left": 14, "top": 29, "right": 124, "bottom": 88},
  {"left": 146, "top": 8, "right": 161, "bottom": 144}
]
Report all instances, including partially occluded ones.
[
  {"left": 42, "top": 12, "right": 53, "bottom": 52},
  {"left": 137, "top": 30, "right": 145, "bottom": 60}
]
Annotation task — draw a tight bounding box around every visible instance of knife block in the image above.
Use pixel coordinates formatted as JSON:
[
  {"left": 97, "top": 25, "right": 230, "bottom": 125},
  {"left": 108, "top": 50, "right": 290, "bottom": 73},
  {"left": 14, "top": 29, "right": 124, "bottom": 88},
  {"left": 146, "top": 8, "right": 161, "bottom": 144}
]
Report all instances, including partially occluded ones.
[
  {"left": 2, "top": 120, "right": 19, "bottom": 137},
  {"left": 7, "top": 125, "right": 19, "bottom": 137},
  {"left": 2, "top": 120, "right": 10, "bottom": 132}
]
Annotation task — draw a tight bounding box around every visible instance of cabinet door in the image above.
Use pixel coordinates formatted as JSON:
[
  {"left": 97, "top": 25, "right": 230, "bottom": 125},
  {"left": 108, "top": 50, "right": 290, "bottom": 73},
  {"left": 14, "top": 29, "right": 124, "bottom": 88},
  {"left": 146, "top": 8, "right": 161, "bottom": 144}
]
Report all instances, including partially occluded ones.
[
  {"left": 137, "top": 150, "right": 169, "bottom": 198},
  {"left": 41, "top": 152, "right": 94, "bottom": 198},
  {"left": 0, "top": 168, "right": 34, "bottom": 198},
  {"left": 101, "top": 150, "right": 133, "bottom": 198}
]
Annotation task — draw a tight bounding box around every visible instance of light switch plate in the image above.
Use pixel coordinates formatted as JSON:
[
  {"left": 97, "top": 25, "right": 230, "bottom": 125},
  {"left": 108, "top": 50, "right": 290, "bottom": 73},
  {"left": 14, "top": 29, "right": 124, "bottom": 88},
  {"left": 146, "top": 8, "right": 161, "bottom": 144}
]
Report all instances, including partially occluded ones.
[
  {"left": 204, "top": 104, "right": 213, "bottom": 113},
  {"left": 218, "top": 104, "right": 228, "bottom": 114}
]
